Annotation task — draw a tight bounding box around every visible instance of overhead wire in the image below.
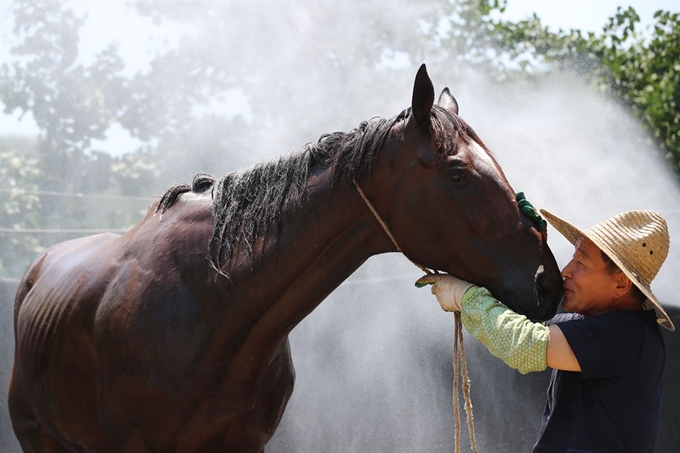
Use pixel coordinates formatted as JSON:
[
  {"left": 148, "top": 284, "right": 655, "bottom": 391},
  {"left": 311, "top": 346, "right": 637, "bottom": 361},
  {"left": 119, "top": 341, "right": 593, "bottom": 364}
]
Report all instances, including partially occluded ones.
[
  {"left": 0, "top": 187, "right": 151, "bottom": 234},
  {"left": 0, "top": 228, "right": 130, "bottom": 234},
  {"left": 0, "top": 187, "right": 153, "bottom": 201},
  {"left": 2, "top": 186, "right": 679, "bottom": 237}
]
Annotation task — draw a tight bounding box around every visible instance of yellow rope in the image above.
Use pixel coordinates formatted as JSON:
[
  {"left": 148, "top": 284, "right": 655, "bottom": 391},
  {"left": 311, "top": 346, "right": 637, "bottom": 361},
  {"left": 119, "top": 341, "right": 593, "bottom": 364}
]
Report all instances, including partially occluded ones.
[
  {"left": 353, "top": 178, "right": 431, "bottom": 275},
  {"left": 353, "top": 178, "right": 477, "bottom": 452},
  {"left": 453, "top": 314, "right": 462, "bottom": 453},
  {"left": 456, "top": 312, "right": 477, "bottom": 452}
]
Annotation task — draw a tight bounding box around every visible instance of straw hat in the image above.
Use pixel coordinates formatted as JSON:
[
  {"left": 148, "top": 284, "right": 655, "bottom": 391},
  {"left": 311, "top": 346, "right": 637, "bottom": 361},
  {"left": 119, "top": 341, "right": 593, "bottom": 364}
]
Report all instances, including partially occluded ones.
[{"left": 540, "top": 209, "right": 674, "bottom": 331}]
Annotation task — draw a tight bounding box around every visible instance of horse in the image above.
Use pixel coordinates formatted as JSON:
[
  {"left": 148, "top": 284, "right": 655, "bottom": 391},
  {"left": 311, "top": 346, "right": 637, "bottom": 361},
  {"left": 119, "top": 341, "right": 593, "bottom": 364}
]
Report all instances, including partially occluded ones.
[{"left": 8, "top": 64, "right": 563, "bottom": 452}]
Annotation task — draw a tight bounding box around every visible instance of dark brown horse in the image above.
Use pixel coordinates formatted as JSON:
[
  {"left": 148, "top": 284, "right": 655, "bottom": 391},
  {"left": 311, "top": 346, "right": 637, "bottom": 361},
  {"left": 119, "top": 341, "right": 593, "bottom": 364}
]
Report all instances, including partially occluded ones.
[{"left": 9, "top": 65, "right": 563, "bottom": 452}]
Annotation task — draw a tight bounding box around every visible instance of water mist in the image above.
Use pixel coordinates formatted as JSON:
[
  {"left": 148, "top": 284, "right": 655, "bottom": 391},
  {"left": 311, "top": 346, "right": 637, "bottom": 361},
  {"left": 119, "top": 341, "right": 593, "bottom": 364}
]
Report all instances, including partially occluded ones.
[
  {"left": 268, "top": 70, "right": 680, "bottom": 452},
  {"left": 1, "top": 2, "right": 678, "bottom": 452}
]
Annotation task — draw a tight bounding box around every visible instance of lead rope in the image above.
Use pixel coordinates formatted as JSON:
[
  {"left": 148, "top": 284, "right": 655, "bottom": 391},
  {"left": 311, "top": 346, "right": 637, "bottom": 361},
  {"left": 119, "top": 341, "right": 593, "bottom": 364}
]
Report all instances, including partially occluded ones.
[{"left": 353, "top": 178, "right": 477, "bottom": 453}]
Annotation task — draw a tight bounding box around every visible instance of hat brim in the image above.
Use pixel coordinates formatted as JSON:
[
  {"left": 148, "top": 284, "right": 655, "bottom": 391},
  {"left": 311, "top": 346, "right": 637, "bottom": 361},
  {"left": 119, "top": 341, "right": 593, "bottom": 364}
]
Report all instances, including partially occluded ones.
[{"left": 540, "top": 209, "right": 674, "bottom": 331}]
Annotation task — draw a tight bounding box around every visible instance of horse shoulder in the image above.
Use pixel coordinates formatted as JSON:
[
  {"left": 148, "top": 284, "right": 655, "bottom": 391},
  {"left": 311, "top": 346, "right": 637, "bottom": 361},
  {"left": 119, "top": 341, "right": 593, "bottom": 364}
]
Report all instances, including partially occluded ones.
[{"left": 95, "top": 193, "right": 217, "bottom": 374}]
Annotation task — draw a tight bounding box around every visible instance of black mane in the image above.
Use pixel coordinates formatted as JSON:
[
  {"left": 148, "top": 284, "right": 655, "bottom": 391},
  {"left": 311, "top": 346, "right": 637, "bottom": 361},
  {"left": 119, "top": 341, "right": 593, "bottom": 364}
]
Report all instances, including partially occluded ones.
[{"left": 156, "top": 106, "right": 479, "bottom": 276}]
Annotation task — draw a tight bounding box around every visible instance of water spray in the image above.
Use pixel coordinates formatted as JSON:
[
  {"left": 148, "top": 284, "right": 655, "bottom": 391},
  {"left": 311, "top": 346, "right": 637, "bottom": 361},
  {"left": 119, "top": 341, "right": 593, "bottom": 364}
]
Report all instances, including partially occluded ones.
[{"left": 354, "top": 176, "right": 478, "bottom": 452}]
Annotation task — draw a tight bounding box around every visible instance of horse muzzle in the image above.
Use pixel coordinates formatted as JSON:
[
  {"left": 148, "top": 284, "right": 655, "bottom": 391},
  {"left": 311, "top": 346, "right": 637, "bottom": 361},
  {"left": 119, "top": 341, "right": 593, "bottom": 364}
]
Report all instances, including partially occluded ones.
[{"left": 531, "top": 264, "right": 563, "bottom": 321}]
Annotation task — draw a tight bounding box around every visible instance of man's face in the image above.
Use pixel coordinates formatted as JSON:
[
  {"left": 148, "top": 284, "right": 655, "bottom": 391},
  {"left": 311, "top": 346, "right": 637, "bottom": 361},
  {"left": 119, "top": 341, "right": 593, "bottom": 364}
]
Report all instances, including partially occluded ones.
[{"left": 560, "top": 237, "right": 621, "bottom": 316}]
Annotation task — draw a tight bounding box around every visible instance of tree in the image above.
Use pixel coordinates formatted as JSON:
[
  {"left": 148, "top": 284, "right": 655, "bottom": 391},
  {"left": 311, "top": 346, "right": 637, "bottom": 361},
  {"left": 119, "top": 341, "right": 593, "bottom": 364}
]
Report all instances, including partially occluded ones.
[
  {"left": 479, "top": 4, "right": 680, "bottom": 174},
  {"left": 0, "top": 0, "right": 159, "bottom": 278}
]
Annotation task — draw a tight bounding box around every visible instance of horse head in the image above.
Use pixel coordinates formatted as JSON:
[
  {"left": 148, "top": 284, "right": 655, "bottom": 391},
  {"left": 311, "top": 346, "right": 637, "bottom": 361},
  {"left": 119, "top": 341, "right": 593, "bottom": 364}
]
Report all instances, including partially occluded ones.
[{"left": 365, "top": 64, "right": 562, "bottom": 321}]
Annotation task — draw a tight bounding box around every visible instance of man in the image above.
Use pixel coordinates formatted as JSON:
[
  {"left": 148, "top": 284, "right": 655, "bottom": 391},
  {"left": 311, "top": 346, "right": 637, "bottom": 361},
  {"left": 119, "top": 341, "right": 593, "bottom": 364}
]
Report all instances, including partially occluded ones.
[{"left": 417, "top": 209, "right": 673, "bottom": 453}]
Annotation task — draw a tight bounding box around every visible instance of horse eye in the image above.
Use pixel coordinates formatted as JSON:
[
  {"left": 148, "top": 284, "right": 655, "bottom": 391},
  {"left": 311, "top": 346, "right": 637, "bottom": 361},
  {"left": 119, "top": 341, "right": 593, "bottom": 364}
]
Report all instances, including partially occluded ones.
[{"left": 449, "top": 170, "right": 467, "bottom": 184}]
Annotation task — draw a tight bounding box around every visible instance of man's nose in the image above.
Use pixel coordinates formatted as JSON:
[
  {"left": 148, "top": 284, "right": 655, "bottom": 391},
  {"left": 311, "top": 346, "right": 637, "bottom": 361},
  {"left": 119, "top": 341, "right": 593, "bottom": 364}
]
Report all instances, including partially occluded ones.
[{"left": 561, "top": 260, "right": 574, "bottom": 279}]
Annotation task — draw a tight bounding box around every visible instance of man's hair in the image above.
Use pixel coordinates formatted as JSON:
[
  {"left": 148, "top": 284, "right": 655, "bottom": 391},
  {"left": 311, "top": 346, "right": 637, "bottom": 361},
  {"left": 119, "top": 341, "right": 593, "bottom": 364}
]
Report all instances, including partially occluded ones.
[{"left": 600, "top": 250, "right": 647, "bottom": 303}]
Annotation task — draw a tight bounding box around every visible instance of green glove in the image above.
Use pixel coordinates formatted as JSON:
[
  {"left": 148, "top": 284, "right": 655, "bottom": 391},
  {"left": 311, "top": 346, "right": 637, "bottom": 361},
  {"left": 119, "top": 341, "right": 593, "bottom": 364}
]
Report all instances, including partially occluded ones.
[
  {"left": 516, "top": 192, "right": 547, "bottom": 232},
  {"left": 461, "top": 287, "right": 548, "bottom": 374}
]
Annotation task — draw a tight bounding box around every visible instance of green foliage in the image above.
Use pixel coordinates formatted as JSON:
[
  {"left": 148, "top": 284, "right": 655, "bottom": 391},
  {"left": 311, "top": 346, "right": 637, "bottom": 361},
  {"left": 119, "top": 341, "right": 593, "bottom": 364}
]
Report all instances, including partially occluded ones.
[
  {"left": 0, "top": 138, "right": 44, "bottom": 276},
  {"left": 0, "top": 0, "right": 160, "bottom": 278},
  {"left": 481, "top": 5, "right": 680, "bottom": 174},
  {"left": 2, "top": 1, "right": 120, "bottom": 155},
  {"left": 0, "top": 136, "right": 153, "bottom": 278}
]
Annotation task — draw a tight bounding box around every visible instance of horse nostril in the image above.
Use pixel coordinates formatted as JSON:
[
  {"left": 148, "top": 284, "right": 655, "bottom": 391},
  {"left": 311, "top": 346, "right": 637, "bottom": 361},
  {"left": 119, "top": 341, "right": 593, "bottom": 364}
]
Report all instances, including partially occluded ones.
[
  {"left": 534, "top": 264, "right": 545, "bottom": 279},
  {"left": 534, "top": 265, "right": 548, "bottom": 308}
]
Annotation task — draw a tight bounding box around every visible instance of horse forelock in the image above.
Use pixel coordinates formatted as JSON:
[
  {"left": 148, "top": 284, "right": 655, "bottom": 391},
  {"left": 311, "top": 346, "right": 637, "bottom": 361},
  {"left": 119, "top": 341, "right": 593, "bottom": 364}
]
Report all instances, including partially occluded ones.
[
  {"left": 429, "top": 105, "right": 484, "bottom": 158},
  {"left": 428, "top": 106, "right": 506, "bottom": 180}
]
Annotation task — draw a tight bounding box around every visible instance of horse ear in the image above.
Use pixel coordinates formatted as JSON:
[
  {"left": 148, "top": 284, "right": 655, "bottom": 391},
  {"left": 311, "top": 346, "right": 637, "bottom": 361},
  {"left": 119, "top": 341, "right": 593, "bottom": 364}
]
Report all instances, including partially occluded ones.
[
  {"left": 437, "top": 88, "right": 459, "bottom": 115},
  {"left": 411, "top": 64, "right": 434, "bottom": 129}
]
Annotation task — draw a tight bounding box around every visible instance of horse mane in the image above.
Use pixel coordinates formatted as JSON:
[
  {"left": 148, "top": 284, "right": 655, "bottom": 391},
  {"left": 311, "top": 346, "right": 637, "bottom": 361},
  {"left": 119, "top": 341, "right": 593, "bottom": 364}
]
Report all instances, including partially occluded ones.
[{"left": 155, "top": 106, "right": 480, "bottom": 277}]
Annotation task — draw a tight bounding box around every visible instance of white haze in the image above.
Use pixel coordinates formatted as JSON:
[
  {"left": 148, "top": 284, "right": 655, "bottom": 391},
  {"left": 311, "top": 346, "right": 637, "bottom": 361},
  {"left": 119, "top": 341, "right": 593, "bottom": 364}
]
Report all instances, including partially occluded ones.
[
  {"left": 268, "top": 70, "right": 680, "bottom": 451},
  {"left": 1, "top": 1, "right": 679, "bottom": 452}
]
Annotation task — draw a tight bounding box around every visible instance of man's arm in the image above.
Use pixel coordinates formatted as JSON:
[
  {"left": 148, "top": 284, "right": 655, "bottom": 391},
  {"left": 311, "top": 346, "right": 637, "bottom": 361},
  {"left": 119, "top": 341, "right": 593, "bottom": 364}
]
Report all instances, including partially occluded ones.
[
  {"left": 547, "top": 325, "right": 581, "bottom": 371},
  {"left": 417, "top": 274, "right": 582, "bottom": 373}
]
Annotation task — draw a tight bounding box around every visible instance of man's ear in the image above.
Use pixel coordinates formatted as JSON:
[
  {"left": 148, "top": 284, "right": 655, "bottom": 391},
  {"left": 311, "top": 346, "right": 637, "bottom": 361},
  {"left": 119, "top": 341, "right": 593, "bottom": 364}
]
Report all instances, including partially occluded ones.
[{"left": 613, "top": 272, "right": 634, "bottom": 298}]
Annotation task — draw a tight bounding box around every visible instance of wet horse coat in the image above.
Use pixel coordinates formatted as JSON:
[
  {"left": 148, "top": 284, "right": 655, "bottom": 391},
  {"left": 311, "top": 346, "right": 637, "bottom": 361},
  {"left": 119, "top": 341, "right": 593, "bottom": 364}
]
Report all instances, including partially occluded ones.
[{"left": 9, "top": 65, "right": 563, "bottom": 452}]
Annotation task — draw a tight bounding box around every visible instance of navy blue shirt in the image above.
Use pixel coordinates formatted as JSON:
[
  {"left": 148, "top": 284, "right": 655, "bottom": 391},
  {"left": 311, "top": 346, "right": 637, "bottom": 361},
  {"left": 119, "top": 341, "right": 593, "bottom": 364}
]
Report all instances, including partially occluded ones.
[{"left": 533, "top": 310, "right": 665, "bottom": 453}]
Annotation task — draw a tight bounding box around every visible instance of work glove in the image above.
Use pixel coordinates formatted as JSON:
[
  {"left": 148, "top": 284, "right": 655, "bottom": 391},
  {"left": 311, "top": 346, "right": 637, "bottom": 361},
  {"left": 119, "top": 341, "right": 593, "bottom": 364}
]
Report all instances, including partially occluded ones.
[{"left": 415, "top": 274, "right": 476, "bottom": 312}]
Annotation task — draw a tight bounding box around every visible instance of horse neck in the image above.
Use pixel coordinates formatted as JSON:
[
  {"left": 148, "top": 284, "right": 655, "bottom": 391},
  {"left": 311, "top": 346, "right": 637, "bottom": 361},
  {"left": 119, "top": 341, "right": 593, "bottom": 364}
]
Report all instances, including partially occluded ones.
[{"left": 229, "top": 169, "right": 394, "bottom": 344}]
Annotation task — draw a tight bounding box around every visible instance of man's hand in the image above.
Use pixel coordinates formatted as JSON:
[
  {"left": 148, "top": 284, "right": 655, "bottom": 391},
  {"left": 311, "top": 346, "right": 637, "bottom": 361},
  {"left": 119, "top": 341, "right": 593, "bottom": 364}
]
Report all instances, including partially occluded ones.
[{"left": 415, "top": 274, "right": 476, "bottom": 312}]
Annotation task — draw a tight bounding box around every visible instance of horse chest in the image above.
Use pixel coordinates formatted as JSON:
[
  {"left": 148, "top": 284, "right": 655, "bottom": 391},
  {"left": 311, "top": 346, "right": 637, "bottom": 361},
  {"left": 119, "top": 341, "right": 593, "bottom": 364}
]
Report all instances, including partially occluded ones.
[
  {"left": 226, "top": 337, "right": 295, "bottom": 426},
  {"left": 171, "top": 339, "right": 295, "bottom": 451}
]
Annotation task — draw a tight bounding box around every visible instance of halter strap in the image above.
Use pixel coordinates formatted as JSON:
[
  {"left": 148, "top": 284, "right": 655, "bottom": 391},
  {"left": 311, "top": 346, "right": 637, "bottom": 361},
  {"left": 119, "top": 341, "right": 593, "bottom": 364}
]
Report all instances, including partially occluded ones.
[{"left": 352, "top": 177, "right": 433, "bottom": 275}]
